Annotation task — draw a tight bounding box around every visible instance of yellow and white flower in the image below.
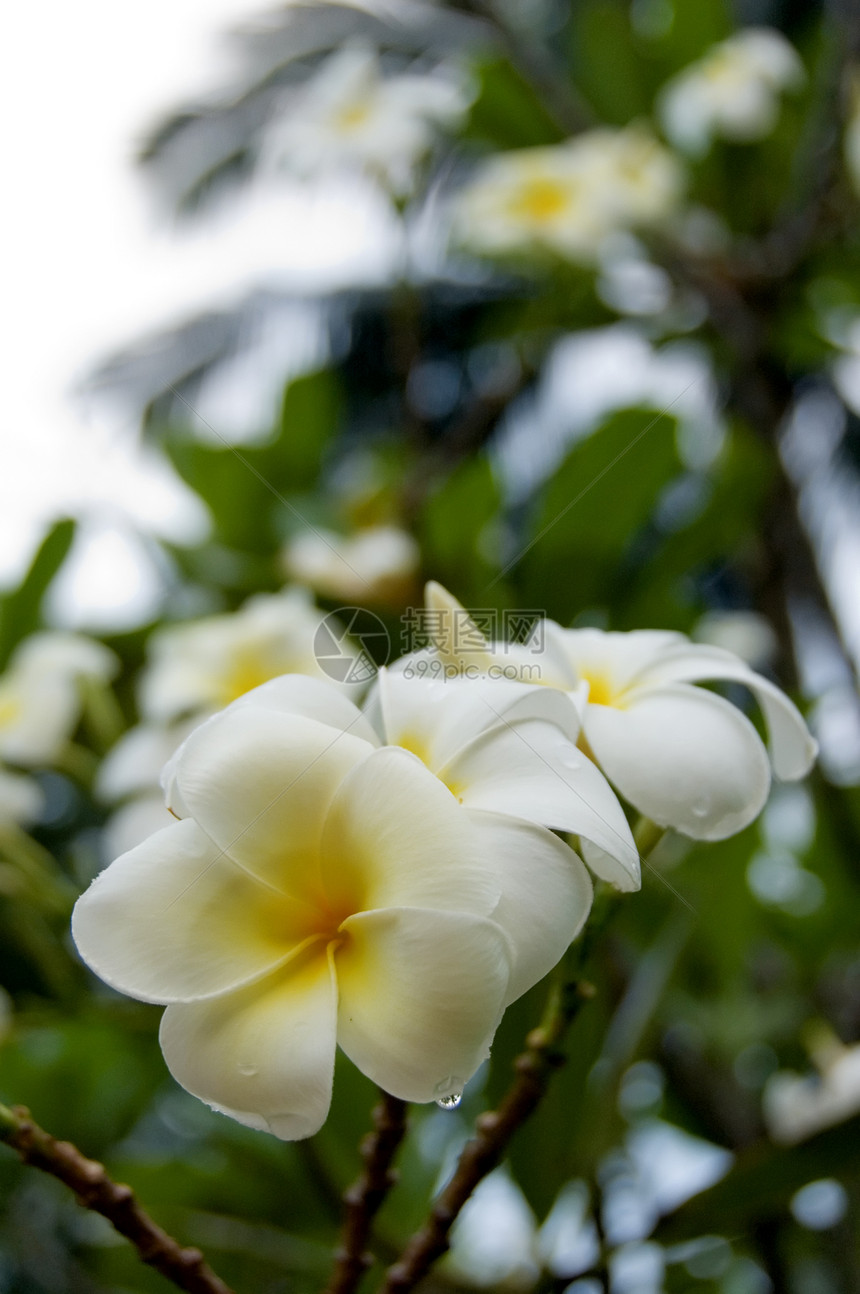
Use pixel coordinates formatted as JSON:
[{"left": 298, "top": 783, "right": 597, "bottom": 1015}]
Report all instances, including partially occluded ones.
[
  {"left": 283, "top": 524, "right": 420, "bottom": 605},
  {"left": 0, "top": 631, "right": 117, "bottom": 766},
  {"left": 139, "top": 589, "right": 357, "bottom": 724},
  {"left": 410, "top": 584, "right": 816, "bottom": 842},
  {"left": 658, "top": 27, "right": 804, "bottom": 156},
  {"left": 451, "top": 127, "right": 682, "bottom": 264},
  {"left": 73, "top": 698, "right": 591, "bottom": 1139},
  {"left": 261, "top": 43, "right": 470, "bottom": 196}
]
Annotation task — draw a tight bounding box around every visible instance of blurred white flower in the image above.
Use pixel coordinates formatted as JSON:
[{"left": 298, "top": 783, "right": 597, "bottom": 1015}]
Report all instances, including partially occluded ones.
[
  {"left": 447, "top": 1167, "right": 539, "bottom": 1288},
  {"left": 0, "top": 768, "right": 44, "bottom": 830},
  {"left": 451, "top": 127, "right": 682, "bottom": 264},
  {"left": 261, "top": 43, "right": 470, "bottom": 196},
  {"left": 764, "top": 1032, "right": 860, "bottom": 1144},
  {"left": 283, "top": 524, "right": 420, "bottom": 604},
  {"left": 73, "top": 696, "right": 591, "bottom": 1139},
  {"left": 0, "top": 631, "right": 118, "bottom": 766},
  {"left": 658, "top": 27, "right": 804, "bottom": 156},
  {"left": 139, "top": 588, "right": 357, "bottom": 723},
  {"left": 412, "top": 584, "right": 815, "bottom": 842},
  {"left": 691, "top": 609, "right": 777, "bottom": 671}
]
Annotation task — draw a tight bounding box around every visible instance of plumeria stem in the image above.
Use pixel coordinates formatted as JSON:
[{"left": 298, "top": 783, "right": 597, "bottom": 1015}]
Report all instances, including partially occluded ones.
[
  {"left": 0, "top": 1103, "right": 235, "bottom": 1294},
  {"left": 323, "top": 1091, "right": 408, "bottom": 1294},
  {"left": 380, "top": 978, "right": 596, "bottom": 1294}
]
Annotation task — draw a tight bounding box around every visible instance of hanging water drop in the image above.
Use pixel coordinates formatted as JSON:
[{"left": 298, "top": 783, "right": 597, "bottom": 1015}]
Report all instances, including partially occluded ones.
[{"left": 436, "top": 1091, "right": 463, "bottom": 1110}]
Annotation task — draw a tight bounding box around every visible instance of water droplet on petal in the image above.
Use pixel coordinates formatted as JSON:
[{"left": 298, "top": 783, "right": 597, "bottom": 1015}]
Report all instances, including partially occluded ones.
[
  {"left": 435, "top": 1091, "right": 463, "bottom": 1110},
  {"left": 691, "top": 799, "right": 710, "bottom": 819},
  {"left": 237, "top": 1062, "right": 259, "bottom": 1077}
]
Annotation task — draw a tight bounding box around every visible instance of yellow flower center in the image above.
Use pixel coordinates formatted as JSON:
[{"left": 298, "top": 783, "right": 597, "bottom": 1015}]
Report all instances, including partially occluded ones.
[
  {"left": 0, "top": 692, "right": 21, "bottom": 730},
  {"left": 509, "top": 178, "right": 571, "bottom": 223},
  {"left": 219, "top": 650, "right": 278, "bottom": 705},
  {"left": 578, "top": 669, "right": 622, "bottom": 708},
  {"left": 334, "top": 100, "right": 372, "bottom": 132}
]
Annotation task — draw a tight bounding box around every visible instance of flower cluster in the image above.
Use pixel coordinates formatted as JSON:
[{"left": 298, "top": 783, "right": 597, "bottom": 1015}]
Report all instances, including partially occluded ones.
[
  {"left": 260, "top": 43, "right": 470, "bottom": 197},
  {"left": 73, "top": 583, "right": 815, "bottom": 1140},
  {"left": 658, "top": 27, "right": 804, "bottom": 157},
  {"left": 451, "top": 126, "right": 682, "bottom": 264},
  {"left": 0, "top": 632, "right": 117, "bottom": 830}
]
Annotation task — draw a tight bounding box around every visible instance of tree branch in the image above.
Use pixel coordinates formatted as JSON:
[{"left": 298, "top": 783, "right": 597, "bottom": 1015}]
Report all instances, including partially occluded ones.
[
  {"left": 0, "top": 1103, "right": 235, "bottom": 1294},
  {"left": 323, "top": 1091, "right": 408, "bottom": 1294},
  {"left": 380, "top": 976, "right": 595, "bottom": 1294}
]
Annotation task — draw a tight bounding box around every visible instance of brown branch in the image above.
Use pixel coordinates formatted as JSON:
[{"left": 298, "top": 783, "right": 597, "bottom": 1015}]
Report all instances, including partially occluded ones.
[
  {"left": 0, "top": 1103, "right": 235, "bottom": 1294},
  {"left": 380, "top": 977, "right": 595, "bottom": 1294},
  {"left": 323, "top": 1091, "right": 408, "bottom": 1294}
]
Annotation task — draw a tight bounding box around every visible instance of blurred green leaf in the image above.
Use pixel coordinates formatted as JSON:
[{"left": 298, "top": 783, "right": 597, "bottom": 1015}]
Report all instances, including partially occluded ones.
[
  {"left": 521, "top": 409, "right": 682, "bottom": 623},
  {"left": 0, "top": 518, "right": 75, "bottom": 670},
  {"left": 464, "top": 57, "right": 567, "bottom": 148},
  {"left": 569, "top": 1, "right": 650, "bottom": 123}
]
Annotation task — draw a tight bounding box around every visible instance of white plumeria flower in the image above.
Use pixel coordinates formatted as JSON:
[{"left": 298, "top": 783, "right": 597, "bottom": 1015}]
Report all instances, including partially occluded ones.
[
  {"left": 0, "top": 632, "right": 118, "bottom": 766},
  {"left": 73, "top": 700, "right": 591, "bottom": 1139},
  {"left": 451, "top": 127, "right": 682, "bottom": 264},
  {"left": 764, "top": 1034, "right": 860, "bottom": 1145},
  {"left": 658, "top": 27, "right": 804, "bottom": 157},
  {"left": 535, "top": 622, "right": 816, "bottom": 840},
  {"left": 139, "top": 589, "right": 357, "bottom": 723},
  {"left": 411, "top": 584, "right": 816, "bottom": 842},
  {"left": 261, "top": 43, "right": 469, "bottom": 197},
  {"left": 283, "top": 524, "right": 420, "bottom": 604},
  {"left": 0, "top": 768, "right": 44, "bottom": 830},
  {"left": 186, "top": 668, "right": 639, "bottom": 891}
]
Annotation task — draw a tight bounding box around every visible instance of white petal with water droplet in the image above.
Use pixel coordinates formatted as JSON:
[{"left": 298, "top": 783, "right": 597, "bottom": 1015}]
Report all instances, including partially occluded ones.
[
  {"left": 584, "top": 683, "right": 771, "bottom": 839},
  {"left": 336, "top": 906, "right": 510, "bottom": 1103}
]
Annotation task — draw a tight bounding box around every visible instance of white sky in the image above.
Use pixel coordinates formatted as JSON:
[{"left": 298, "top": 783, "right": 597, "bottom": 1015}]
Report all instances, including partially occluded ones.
[{"left": 0, "top": 0, "right": 396, "bottom": 625}]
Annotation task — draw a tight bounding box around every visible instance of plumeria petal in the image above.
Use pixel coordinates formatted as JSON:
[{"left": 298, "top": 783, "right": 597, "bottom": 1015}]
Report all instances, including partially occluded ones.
[
  {"left": 336, "top": 906, "right": 510, "bottom": 1103},
  {"left": 166, "top": 709, "right": 374, "bottom": 893},
  {"left": 467, "top": 811, "right": 593, "bottom": 1002},
  {"left": 584, "top": 683, "right": 771, "bottom": 839},
  {"left": 443, "top": 719, "right": 639, "bottom": 889},
  {"left": 159, "top": 950, "right": 338, "bottom": 1141},
  {"left": 320, "top": 747, "right": 499, "bottom": 918},
  {"left": 371, "top": 667, "right": 582, "bottom": 767},
  {"left": 636, "top": 644, "right": 817, "bottom": 780},
  {"left": 72, "top": 819, "right": 307, "bottom": 1003},
  {"left": 231, "top": 674, "right": 380, "bottom": 746},
  {"left": 542, "top": 622, "right": 687, "bottom": 696}
]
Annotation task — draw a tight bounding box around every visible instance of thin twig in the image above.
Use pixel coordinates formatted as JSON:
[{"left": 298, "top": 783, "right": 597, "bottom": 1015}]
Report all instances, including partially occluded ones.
[
  {"left": 0, "top": 1103, "right": 235, "bottom": 1294},
  {"left": 323, "top": 1091, "right": 408, "bottom": 1294},
  {"left": 380, "top": 977, "right": 596, "bottom": 1294}
]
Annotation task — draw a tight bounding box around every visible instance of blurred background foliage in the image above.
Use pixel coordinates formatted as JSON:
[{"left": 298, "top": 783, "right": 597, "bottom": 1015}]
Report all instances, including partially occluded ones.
[{"left": 3, "top": 0, "right": 860, "bottom": 1291}]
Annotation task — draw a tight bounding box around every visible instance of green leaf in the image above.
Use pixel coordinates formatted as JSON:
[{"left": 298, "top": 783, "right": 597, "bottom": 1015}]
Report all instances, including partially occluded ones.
[
  {"left": 276, "top": 368, "right": 343, "bottom": 490},
  {"left": 464, "top": 57, "right": 566, "bottom": 149},
  {"left": 419, "top": 453, "right": 503, "bottom": 603},
  {"left": 569, "top": 1, "right": 650, "bottom": 124},
  {"left": 520, "top": 409, "right": 682, "bottom": 623},
  {"left": 163, "top": 369, "right": 343, "bottom": 557},
  {"left": 0, "top": 518, "right": 76, "bottom": 670}
]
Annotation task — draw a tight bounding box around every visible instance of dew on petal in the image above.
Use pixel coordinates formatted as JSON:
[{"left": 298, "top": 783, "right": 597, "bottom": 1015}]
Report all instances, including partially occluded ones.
[
  {"left": 436, "top": 1091, "right": 463, "bottom": 1110},
  {"left": 237, "top": 1062, "right": 259, "bottom": 1077}
]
